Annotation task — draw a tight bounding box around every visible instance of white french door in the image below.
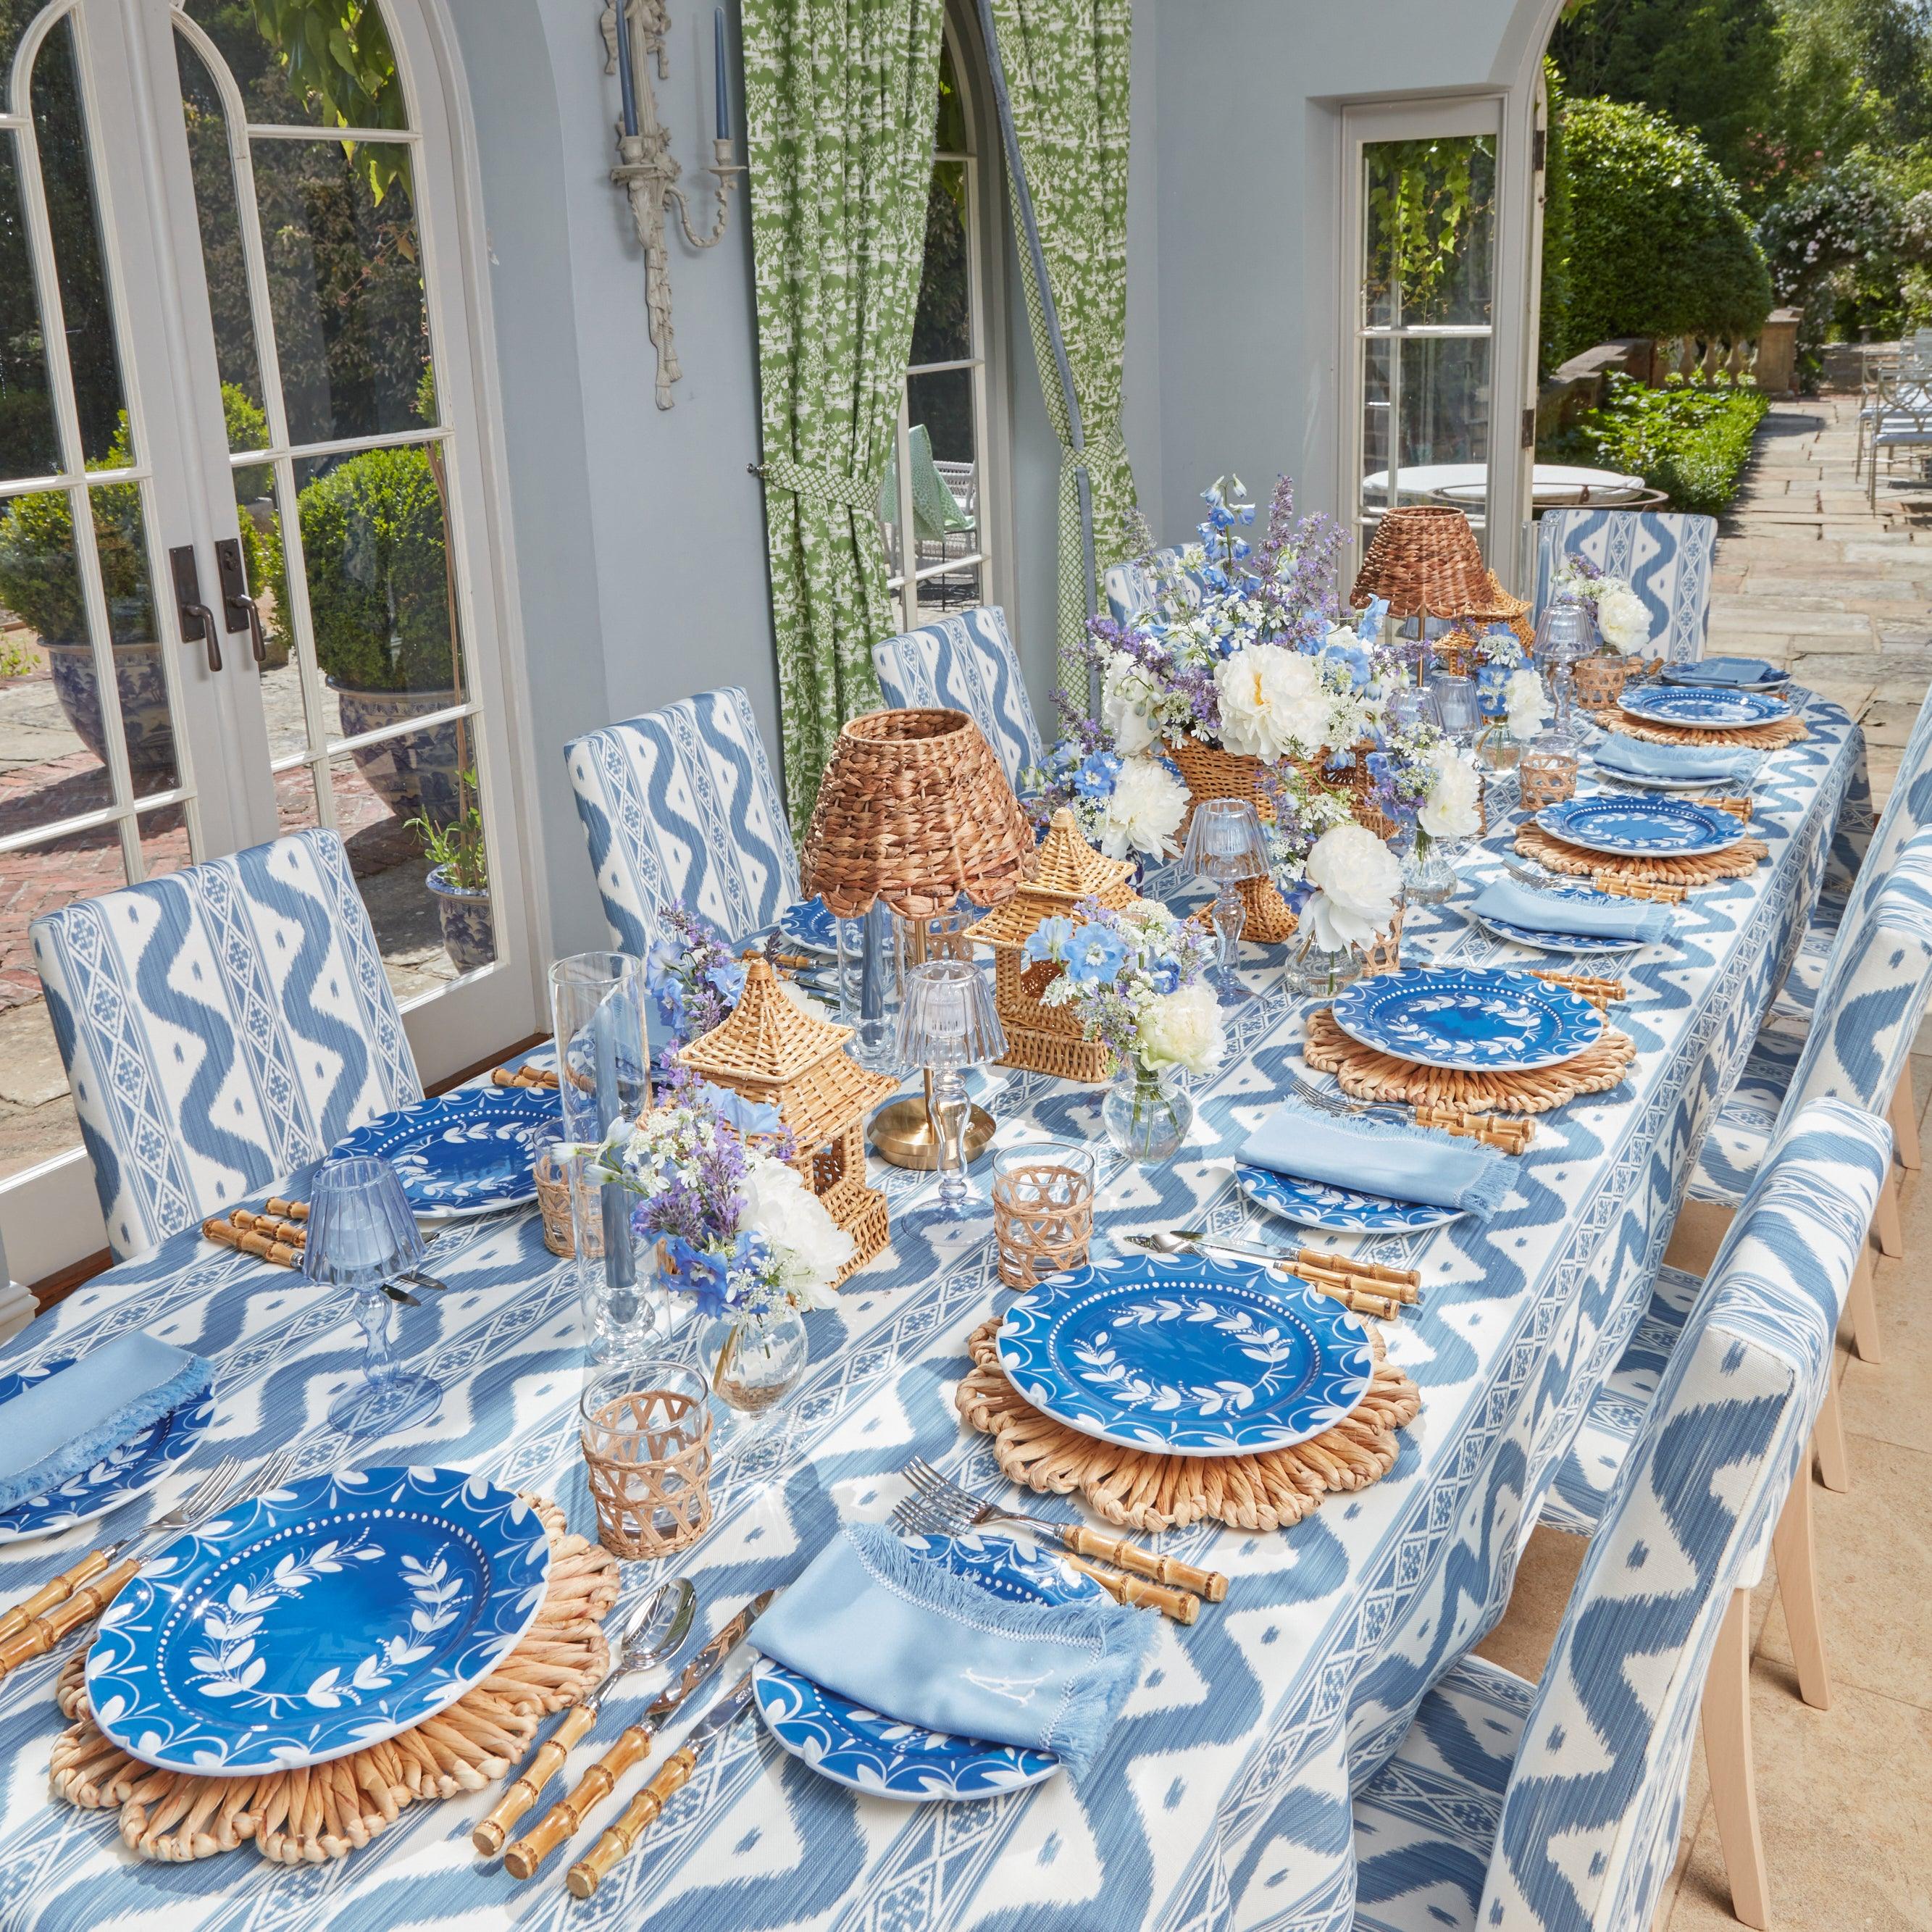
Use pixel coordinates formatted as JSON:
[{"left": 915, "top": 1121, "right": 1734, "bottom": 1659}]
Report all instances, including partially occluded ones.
[{"left": 0, "top": 0, "right": 537, "bottom": 1284}]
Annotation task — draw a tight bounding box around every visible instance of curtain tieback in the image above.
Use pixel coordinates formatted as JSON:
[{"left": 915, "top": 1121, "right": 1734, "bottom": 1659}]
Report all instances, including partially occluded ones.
[{"left": 749, "top": 456, "right": 878, "bottom": 515}]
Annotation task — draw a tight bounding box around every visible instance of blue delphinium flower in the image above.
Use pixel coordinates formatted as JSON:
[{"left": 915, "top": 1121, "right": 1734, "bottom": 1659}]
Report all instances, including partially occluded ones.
[
  {"left": 1063, "top": 924, "right": 1129, "bottom": 987},
  {"left": 1073, "top": 750, "right": 1121, "bottom": 800},
  {"left": 1147, "top": 955, "right": 1182, "bottom": 995},
  {"left": 1022, "top": 915, "right": 1078, "bottom": 967}
]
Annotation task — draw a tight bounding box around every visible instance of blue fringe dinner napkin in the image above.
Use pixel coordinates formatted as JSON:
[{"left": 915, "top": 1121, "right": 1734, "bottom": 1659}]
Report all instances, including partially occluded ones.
[
  {"left": 1240, "top": 1100, "right": 1514, "bottom": 1220},
  {"left": 1592, "top": 733, "right": 1760, "bottom": 785},
  {"left": 751, "top": 1523, "right": 1155, "bottom": 1777},
  {"left": 1672, "top": 656, "right": 1782, "bottom": 686},
  {"left": 1473, "top": 879, "right": 1673, "bottom": 947},
  {"left": 0, "top": 1334, "right": 212, "bottom": 1513}
]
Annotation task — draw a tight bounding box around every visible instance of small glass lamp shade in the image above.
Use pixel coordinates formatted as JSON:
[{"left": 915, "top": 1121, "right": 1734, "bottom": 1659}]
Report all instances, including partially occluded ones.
[
  {"left": 1182, "top": 798, "right": 1268, "bottom": 883},
  {"left": 1534, "top": 592, "right": 1596, "bottom": 666},
  {"left": 896, "top": 959, "right": 1005, "bottom": 1071},
  {"left": 303, "top": 1155, "right": 423, "bottom": 1290}
]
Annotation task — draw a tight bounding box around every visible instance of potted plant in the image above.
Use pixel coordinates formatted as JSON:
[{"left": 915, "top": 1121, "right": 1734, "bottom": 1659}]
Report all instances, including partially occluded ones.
[
  {"left": 407, "top": 769, "right": 493, "bottom": 974},
  {"left": 278, "top": 439, "right": 463, "bottom": 823}
]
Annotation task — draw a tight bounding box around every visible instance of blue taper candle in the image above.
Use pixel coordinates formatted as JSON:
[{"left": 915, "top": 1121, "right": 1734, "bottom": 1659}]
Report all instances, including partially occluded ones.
[
  {"left": 714, "top": 7, "right": 730, "bottom": 142},
  {"left": 614, "top": 0, "right": 640, "bottom": 137}
]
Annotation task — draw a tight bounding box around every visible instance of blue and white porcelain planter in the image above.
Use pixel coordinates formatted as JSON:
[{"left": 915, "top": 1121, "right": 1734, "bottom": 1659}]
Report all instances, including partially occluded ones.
[{"left": 425, "top": 866, "right": 494, "bottom": 975}]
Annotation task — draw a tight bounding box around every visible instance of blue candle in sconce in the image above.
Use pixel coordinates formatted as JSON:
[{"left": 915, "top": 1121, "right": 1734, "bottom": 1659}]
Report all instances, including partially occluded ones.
[
  {"left": 714, "top": 7, "right": 730, "bottom": 143},
  {"left": 613, "top": 0, "right": 640, "bottom": 138}
]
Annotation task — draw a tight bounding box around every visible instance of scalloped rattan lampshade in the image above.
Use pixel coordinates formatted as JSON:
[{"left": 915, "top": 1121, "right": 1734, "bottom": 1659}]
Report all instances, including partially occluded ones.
[
  {"left": 800, "top": 708, "right": 1034, "bottom": 919},
  {"left": 1350, "top": 506, "right": 1491, "bottom": 619}
]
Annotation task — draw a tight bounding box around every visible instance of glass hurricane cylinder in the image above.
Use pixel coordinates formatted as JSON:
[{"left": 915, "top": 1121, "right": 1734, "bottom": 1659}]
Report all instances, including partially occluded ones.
[
  {"left": 1102, "top": 1063, "right": 1193, "bottom": 1164},
  {"left": 552, "top": 1144, "right": 669, "bottom": 1364}
]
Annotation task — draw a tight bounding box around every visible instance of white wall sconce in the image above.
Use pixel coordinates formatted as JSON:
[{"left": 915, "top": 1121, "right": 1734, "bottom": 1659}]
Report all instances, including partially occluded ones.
[{"left": 599, "top": 0, "right": 745, "bottom": 408}]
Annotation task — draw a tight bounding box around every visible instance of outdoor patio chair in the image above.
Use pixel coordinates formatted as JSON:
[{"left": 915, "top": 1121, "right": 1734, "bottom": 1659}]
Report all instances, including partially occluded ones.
[
  {"left": 564, "top": 685, "right": 799, "bottom": 959},
  {"left": 1865, "top": 369, "right": 1932, "bottom": 507},
  {"left": 871, "top": 603, "right": 1045, "bottom": 788},
  {"left": 1534, "top": 507, "right": 1718, "bottom": 663},
  {"left": 1352, "top": 1099, "right": 1891, "bottom": 1932},
  {"left": 30, "top": 828, "right": 422, "bottom": 1260}
]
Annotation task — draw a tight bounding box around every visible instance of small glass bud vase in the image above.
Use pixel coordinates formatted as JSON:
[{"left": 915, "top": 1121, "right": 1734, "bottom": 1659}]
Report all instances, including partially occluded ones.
[
  {"left": 700, "top": 1299, "right": 808, "bottom": 1439},
  {"left": 1102, "top": 1063, "right": 1193, "bottom": 1164},
  {"left": 1284, "top": 932, "right": 1366, "bottom": 1000},
  {"left": 1400, "top": 827, "right": 1458, "bottom": 906},
  {"left": 1520, "top": 729, "right": 1581, "bottom": 810}
]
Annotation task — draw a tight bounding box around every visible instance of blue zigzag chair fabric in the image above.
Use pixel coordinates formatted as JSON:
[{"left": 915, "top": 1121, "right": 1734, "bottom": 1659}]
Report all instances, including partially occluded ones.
[
  {"left": 1352, "top": 1100, "right": 1892, "bottom": 1932},
  {"left": 564, "top": 685, "right": 800, "bottom": 958},
  {"left": 870, "top": 605, "right": 1045, "bottom": 790},
  {"left": 1535, "top": 508, "right": 1718, "bottom": 663},
  {"left": 30, "top": 828, "right": 422, "bottom": 1262},
  {"left": 1101, "top": 547, "right": 1202, "bottom": 628}
]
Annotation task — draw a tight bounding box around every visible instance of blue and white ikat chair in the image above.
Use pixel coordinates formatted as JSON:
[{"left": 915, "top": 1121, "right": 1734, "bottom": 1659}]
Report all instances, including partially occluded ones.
[
  {"left": 1100, "top": 546, "right": 1203, "bottom": 629},
  {"left": 1535, "top": 508, "right": 1718, "bottom": 663},
  {"left": 869, "top": 605, "right": 1045, "bottom": 790},
  {"left": 564, "top": 686, "right": 800, "bottom": 958},
  {"left": 1352, "top": 1100, "right": 1893, "bottom": 1932},
  {"left": 30, "top": 828, "right": 422, "bottom": 1261}
]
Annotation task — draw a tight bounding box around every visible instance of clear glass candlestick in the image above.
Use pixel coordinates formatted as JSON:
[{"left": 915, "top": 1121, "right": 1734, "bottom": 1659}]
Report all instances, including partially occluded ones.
[
  {"left": 896, "top": 959, "right": 1005, "bottom": 1216},
  {"left": 1183, "top": 798, "right": 1270, "bottom": 992}
]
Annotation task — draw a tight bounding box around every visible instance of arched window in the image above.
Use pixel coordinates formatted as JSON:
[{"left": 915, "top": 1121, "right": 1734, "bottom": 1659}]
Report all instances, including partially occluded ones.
[
  {"left": 879, "top": 10, "right": 1010, "bottom": 632},
  {"left": 0, "top": 0, "right": 531, "bottom": 1283}
]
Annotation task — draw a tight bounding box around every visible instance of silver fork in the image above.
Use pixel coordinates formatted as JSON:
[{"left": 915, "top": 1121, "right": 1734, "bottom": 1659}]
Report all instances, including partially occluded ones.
[{"left": 1285, "top": 1069, "right": 1410, "bottom": 1124}]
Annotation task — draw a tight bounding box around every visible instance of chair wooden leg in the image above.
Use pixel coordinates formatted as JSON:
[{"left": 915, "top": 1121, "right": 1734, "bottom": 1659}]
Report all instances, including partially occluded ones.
[
  {"left": 1848, "top": 1243, "right": 1883, "bottom": 1365},
  {"left": 1815, "top": 1384, "right": 1852, "bottom": 1494},
  {"left": 1889, "top": 1064, "right": 1920, "bottom": 1172},
  {"left": 1702, "top": 1589, "right": 1771, "bottom": 1931},
  {"left": 1771, "top": 1473, "right": 1831, "bottom": 1711},
  {"left": 1873, "top": 1170, "right": 1904, "bottom": 1261}
]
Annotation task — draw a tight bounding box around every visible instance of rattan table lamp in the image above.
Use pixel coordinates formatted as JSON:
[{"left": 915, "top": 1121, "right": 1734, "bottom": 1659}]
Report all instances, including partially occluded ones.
[
  {"left": 1350, "top": 504, "right": 1491, "bottom": 621},
  {"left": 799, "top": 706, "right": 1034, "bottom": 1169}
]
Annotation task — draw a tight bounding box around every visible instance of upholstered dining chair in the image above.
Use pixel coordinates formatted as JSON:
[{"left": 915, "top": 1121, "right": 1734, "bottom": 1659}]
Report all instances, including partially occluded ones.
[
  {"left": 1101, "top": 546, "right": 1202, "bottom": 630},
  {"left": 869, "top": 605, "right": 1045, "bottom": 790},
  {"left": 564, "top": 685, "right": 800, "bottom": 958},
  {"left": 1352, "top": 1100, "right": 1892, "bottom": 1932},
  {"left": 1535, "top": 507, "right": 1718, "bottom": 663},
  {"left": 30, "top": 828, "right": 422, "bottom": 1261}
]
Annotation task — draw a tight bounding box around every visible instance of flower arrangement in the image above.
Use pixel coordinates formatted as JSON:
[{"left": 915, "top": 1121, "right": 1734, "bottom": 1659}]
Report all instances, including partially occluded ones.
[
  {"left": 645, "top": 908, "right": 746, "bottom": 1052},
  {"left": 582, "top": 1076, "right": 854, "bottom": 1319},
  {"left": 1551, "top": 553, "right": 1651, "bottom": 655},
  {"left": 1505, "top": 666, "right": 1552, "bottom": 743},
  {"left": 1019, "top": 735, "right": 1190, "bottom": 864}
]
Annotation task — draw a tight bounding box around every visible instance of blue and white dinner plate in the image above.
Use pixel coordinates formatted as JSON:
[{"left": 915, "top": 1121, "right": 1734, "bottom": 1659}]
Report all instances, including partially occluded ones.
[
  {"left": 1617, "top": 684, "right": 1786, "bottom": 730},
  {"left": 1534, "top": 793, "right": 1746, "bottom": 858},
  {"left": 997, "top": 1252, "right": 1376, "bottom": 1457},
  {"left": 777, "top": 895, "right": 840, "bottom": 955},
  {"left": 751, "top": 1530, "right": 1095, "bottom": 1801},
  {"left": 330, "top": 1090, "right": 561, "bottom": 1216},
  {"left": 86, "top": 1465, "right": 551, "bottom": 1773},
  {"left": 0, "top": 1361, "right": 215, "bottom": 1547},
  {"left": 1329, "top": 966, "right": 1603, "bottom": 1073},
  {"left": 1473, "top": 879, "right": 1650, "bottom": 957},
  {"left": 1660, "top": 661, "right": 1791, "bottom": 690},
  {"left": 1235, "top": 1164, "right": 1463, "bottom": 1233}
]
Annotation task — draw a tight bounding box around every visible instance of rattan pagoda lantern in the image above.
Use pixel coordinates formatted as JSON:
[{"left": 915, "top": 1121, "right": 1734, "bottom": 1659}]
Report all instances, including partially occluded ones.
[
  {"left": 676, "top": 957, "right": 897, "bottom": 1287},
  {"left": 964, "top": 808, "right": 1139, "bottom": 1083}
]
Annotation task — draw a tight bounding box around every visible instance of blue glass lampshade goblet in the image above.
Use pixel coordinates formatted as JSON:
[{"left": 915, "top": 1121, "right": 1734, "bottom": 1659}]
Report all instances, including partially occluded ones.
[{"left": 304, "top": 1155, "right": 442, "bottom": 1437}]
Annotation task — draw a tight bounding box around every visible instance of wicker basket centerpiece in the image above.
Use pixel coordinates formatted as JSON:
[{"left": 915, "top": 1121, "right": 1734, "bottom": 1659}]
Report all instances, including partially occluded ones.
[
  {"left": 675, "top": 958, "right": 898, "bottom": 1286},
  {"left": 964, "top": 808, "right": 1140, "bottom": 1082}
]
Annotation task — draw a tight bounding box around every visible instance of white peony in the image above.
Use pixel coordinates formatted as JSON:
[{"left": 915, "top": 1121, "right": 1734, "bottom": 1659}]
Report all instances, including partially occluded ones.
[
  {"left": 1214, "top": 645, "right": 1331, "bottom": 760},
  {"left": 1505, "top": 668, "right": 1551, "bottom": 744},
  {"left": 1136, "top": 979, "right": 1225, "bottom": 1077},
  {"left": 1100, "top": 651, "right": 1160, "bottom": 756},
  {"left": 1301, "top": 822, "right": 1403, "bottom": 950},
  {"left": 1594, "top": 582, "right": 1650, "bottom": 655},
  {"left": 1417, "top": 743, "right": 1482, "bottom": 840},
  {"left": 738, "top": 1155, "right": 854, "bottom": 1306},
  {"left": 1098, "top": 755, "right": 1189, "bottom": 861}
]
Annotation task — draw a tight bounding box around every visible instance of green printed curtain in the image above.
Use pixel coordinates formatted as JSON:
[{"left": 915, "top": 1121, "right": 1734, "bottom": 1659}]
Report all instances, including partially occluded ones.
[
  {"left": 982, "top": 0, "right": 1137, "bottom": 700},
  {"left": 743, "top": 0, "right": 946, "bottom": 833}
]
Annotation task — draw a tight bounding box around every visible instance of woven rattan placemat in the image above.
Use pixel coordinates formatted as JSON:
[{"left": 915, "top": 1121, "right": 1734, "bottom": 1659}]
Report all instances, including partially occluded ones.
[
  {"left": 1594, "top": 706, "right": 1807, "bottom": 751},
  {"left": 1515, "top": 821, "right": 1768, "bottom": 890}
]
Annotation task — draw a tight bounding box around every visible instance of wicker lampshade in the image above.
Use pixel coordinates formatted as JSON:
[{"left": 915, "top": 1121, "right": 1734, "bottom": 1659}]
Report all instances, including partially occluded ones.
[
  {"left": 800, "top": 708, "right": 1035, "bottom": 919},
  {"left": 1350, "top": 506, "right": 1491, "bottom": 619}
]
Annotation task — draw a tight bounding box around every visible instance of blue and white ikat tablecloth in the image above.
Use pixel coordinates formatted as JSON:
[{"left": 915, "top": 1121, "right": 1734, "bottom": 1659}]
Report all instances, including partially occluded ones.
[{"left": 0, "top": 702, "right": 1868, "bottom": 1932}]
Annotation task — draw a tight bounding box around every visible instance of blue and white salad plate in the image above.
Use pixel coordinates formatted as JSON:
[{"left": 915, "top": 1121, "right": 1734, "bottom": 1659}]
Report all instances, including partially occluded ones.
[
  {"left": 776, "top": 895, "right": 840, "bottom": 955},
  {"left": 0, "top": 1360, "right": 215, "bottom": 1547},
  {"left": 1473, "top": 879, "right": 1649, "bottom": 957},
  {"left": 1235, "top": 1164, "right": 1462, "bottom": 1233},
  {"left": 86, "top": 1465, "right": 551, "bottom": 1773},
  {"left": 330, "top": 1090, "right": 561, "bottom": 1217},
  {"left": 997, "top": 1253, "right": 1376, "bottom": 1457},
  {"left": 751, "top": 1530, "right": 1094, "bottom": 1801},
  {"left": 1329, "top": 966, "right": 1602, "bottom": 1073},
  {"left": 1617, "top": 684, "right": 1786, "bottom": 730},
  {"left": 1534, "top": 794, "right": 1746, "bottom": 858}
]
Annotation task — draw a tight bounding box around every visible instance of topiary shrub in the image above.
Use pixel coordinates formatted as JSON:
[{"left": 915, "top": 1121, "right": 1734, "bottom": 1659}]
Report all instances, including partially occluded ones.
[{"left": 1555, "top": 97, "right": 1773, "bottom": 359}]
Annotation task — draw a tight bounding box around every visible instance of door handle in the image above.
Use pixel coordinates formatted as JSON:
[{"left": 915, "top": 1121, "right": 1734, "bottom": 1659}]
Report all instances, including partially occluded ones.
[
  {"left": 169, "top": 544, "right": 221, "bottom": 673},
  {"left": 214, "top": 536, "right": 267, "bottom": 666}
]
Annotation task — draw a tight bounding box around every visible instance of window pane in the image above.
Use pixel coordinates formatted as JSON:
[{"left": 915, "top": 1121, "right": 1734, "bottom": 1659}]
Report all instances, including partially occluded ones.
[
  {"left": 1360, "top": 336, "right": 1392, "bottom": 512},
  {"left": 240, "top": 468, "right": 313, "bottom": 764},
  {"left": 31, "top": 14, "right": 129, "bottom": 467},
  {"left": 88, "top": 480, "right": 176, "bottom": 797},
  {"left": 1360, "top": 135, "right": 1495, "bottom": 330},
  {"left": 911, "top": 159, "right": 970, "bottom": 367},
  {"left": 254, "top": 139, "right": 432, "bottom": 445},
  {"left": 1393, "top": 333, "right": 1491, "bottom": 478},
  {"left": 176, "top": 30, "right": 269, "bottom": 438},
  {"left": 913, "top": 559, "right": 980, "bottom": 619},
  {"left": 0, "top": 132, "right": 60, "bottom": 481},
  {"left": 934, "top": 35, "right": 967, "bottom": 153},
  {"left": 183, "top": 0, "right": 408, "bottom": 133},
  {"left": 0, "top": 945, "right": 83, "bottom": 1183}
]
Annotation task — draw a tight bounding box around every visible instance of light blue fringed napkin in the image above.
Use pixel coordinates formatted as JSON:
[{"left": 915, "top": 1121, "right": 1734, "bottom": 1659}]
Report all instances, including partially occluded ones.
[
  {"left": 1240, "top": 1100, "right": 1514, "bottom": 1219},
  {"left": 1473, "top": 879, "right": 1673, "bottom": 947},
  {"left": 751, "top": 1523, "right": 1155, "bottom": 1778},
  {"left": 1592, "top": 732, "right": 1760, "bottom": 785},
  {"left": 1672, "top": 656, "right": 1781, "bottom": 687},
  {"left": 0, "top": 1334, "right": 212, "bottom": 1513}
]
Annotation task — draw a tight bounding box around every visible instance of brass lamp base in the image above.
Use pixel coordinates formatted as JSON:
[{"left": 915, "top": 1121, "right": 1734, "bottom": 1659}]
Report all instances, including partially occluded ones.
[{"left": 869, "top": 1097, "right": 996, "bottom": 1171}]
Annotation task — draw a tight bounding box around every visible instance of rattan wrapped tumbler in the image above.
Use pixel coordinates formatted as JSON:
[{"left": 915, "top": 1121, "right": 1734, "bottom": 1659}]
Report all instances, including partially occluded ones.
[{"left": 579, "top": 1366, "right": 713, "bottom": 1560}]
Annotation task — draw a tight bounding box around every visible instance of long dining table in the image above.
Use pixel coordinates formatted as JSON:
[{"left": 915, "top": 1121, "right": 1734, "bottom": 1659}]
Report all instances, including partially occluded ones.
[{"left": 0, "top": 697, "right": 1868, "bottom": 1932}]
